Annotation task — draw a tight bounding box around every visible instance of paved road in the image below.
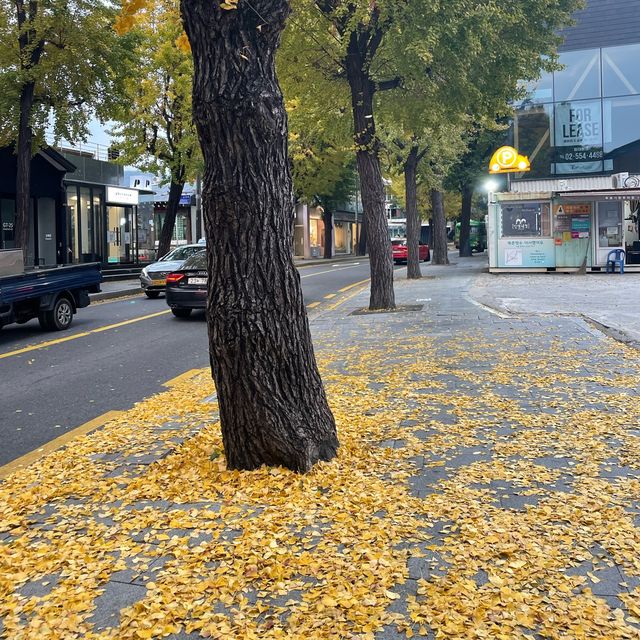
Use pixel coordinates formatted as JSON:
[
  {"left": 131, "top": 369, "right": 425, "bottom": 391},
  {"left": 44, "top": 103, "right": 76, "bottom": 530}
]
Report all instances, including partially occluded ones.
[{"left": 0, "top": 260, "right": 401, "bottom": 467}]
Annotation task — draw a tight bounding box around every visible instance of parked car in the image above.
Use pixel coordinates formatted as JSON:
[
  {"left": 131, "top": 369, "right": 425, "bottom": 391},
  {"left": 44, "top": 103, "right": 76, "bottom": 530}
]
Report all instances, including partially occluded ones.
[
  {"left": 165, "top": 250, "right": 207, "bottom": 318},
  {"left": 139, "top": 242, "right": 205, "bottom": 298},
  {"left": 391, "top": 239, "right": 430, "bottom": 264}
]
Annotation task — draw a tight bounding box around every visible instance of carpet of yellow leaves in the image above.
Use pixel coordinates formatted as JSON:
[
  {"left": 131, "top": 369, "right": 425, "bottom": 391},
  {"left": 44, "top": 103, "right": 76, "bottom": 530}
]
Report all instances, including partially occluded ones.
[{"left": 1, "top": 323, "right": 640, "bottom": 639}]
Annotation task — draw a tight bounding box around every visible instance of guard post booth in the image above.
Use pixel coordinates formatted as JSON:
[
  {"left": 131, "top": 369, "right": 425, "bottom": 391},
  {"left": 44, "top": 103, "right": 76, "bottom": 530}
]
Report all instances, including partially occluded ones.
[{"left": 487, "top": 175, "right": 640, "bottom": 272}]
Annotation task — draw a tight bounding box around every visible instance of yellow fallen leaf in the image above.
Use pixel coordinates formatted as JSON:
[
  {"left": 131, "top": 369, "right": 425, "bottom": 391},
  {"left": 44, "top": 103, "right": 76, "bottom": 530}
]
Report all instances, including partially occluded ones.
[{"left": 488, "top": 574, "right": 505, "bottom": 587}]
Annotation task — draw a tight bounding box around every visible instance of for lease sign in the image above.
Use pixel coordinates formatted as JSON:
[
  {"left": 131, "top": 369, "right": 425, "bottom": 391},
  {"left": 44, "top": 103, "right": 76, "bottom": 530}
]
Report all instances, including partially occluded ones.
[{"left": 554, "top": 101, "right": 601, "bottom": 147}]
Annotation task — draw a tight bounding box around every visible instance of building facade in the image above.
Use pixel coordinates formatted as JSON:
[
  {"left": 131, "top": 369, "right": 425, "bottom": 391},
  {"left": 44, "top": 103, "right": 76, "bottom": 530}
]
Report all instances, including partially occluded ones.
[
  {"left": 0, "top": 144, "right": 152, "bottom": 268},
  {"left": 489, "top": 0, "right": 640, "bottom": 272}
]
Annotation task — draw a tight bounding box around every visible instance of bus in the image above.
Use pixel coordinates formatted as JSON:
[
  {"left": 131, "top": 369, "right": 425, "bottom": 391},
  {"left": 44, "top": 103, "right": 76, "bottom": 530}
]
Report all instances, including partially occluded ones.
[
  {"left": 388, "top": 219, "right": 431, "bottom": 263},
  {"left": 454, "top": 220, "right": 487, "bottom": 253}
]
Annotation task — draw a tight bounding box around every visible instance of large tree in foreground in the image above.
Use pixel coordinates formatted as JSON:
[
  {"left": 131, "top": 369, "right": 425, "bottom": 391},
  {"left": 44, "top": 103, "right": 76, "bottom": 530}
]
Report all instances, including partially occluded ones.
[{"left": 177, "top": 0, "right": 338, "bottom": 472}]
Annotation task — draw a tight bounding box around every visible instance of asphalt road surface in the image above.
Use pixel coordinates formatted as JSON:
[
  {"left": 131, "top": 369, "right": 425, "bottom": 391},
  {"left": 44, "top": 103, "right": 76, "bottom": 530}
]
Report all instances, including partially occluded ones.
[{"left": 0, "top": 261, "right": 403, "bottom": 467}]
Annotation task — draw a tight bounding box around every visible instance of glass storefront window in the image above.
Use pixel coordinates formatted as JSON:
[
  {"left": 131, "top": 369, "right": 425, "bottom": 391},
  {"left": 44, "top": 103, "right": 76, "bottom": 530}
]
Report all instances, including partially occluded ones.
[
  {"left": 500, "top": 202, "right": 550, "bottom": 238},
  {"left": 79, "top": 187, "right": 92, "bottom": 260},
  {"left": 603, "top": 95, "right": 640, "bottom": 162},
  {"left": 554, "top": 49, "right": 601, "bottom": 101},
  {"left": 603, "top": 43, "right": 640, "bottom": 98},
  {"left": 514, "top": 104, "right": 553, "bottom": 178},
  {"left": 93, "top": 190, "right": 103, "bottom": 262},
  {"left": 66, "top": 185, "right": 79, "bottom": 263},
  {"left": 598, "top": 202, "right": 623, "bottom": 247},
  {"left": 519, "top": 69, "right": 554, "bottom": 106},
  {"left": 309, "top": 218, "right": 322, "bottom": 247},
  {"left": 1, "top": 199, "right": 15, "bottom": 249},
  {"left": 137, "top": 201, "right": 155, "bottom": 262}
]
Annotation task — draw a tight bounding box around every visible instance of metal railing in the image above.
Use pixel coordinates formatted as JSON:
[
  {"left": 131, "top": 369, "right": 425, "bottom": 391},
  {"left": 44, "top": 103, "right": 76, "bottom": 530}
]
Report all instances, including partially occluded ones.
[{"left": 45, "top": 136, "right": 119, "bottom": 163}]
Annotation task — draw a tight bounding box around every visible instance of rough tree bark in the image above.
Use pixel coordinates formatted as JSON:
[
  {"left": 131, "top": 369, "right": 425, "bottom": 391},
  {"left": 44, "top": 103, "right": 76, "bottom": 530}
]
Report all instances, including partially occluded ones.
[
  {"left": 14, "top": 0, "right": 44, "bottom": 264},
  {"left": 322, "top": 208, "right": 333, "bottom": 259},
  {"left": 181, "top": 0, "right": 338, "bottom": 473},
  {"left": 345, "top": 32, "right": 394, "bottom": 310},
  {"left": 430, "top": 189, "right": 449, "bottom": 265},
  {"left": 404, "top": 145, "right": 427, "bottom": 280},
  {"left": 357, "top": 214, "right": 367, "bottom": 256},
  {"left": 15, "top": 82, "right": 36, "bottom": 263},
  {"left": 157, "top": 176, "right": 185, "bottom": 259},
  {"left": 458, "top": 184, "right": 473, "bottom": 258}
]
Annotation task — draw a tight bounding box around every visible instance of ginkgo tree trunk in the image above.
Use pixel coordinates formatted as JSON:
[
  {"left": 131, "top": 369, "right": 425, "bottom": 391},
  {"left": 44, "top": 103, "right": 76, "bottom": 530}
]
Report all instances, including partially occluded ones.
[{"left": 180, "top": 0, "right": 338, "bottom": 472}]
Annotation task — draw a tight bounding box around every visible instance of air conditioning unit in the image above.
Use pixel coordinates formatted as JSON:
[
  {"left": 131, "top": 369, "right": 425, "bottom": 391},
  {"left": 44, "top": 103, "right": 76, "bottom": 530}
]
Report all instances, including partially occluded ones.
[
  {"left": 623, "top": 174, "right": 640, "bottom": 189},
  {"left": 612, "top": 172, "right": 630, "bottom": 188}
]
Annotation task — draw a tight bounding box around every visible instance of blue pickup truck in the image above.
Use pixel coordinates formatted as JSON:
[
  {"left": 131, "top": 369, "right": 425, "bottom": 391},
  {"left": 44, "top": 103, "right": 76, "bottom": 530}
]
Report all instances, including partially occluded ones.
[{"left": 0, "top": 250, "right": 102, "bottom": 331}]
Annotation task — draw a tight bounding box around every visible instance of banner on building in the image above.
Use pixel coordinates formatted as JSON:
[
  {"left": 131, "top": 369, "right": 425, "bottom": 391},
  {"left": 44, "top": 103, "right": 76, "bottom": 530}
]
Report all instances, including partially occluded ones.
[{"left": 553, "top": 101, "right": 604, "bottom": 174}]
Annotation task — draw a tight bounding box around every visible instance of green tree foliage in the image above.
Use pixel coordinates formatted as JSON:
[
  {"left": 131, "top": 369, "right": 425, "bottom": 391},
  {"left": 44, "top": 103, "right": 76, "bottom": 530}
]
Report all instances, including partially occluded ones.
[
  {"left": 0, "top": 0, "right": 137, "bottom": 260},
  {"left": 377, "top": 0, "right": 583, "bottom": 269},
  {"left": 111, "top": 0, "right": 202, "bottom": 259},
  {"left": 279, "top": 25, "right": 357, "bottom": 257},
  {"left": 282, "top": 81, "right": 356, "bottom": 257}
]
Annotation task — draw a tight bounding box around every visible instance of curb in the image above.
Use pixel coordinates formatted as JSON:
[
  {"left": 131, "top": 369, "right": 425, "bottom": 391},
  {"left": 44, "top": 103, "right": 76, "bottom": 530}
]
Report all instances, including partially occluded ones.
[
  {"left": 91, "top": 288, "right": 142, "bottom": 302},
  {"left": 90, "top": 256, "right": 368, "bottom": 303}
]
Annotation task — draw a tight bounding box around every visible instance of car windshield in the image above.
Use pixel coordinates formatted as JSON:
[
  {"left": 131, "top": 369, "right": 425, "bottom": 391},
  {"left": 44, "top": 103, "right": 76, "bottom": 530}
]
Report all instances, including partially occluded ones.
[
  {"left": 181, "top": 250, "right": 207, "bottom": 269},
  {"left": 160, "top": 245, "right": 204, "bottom": 261}
]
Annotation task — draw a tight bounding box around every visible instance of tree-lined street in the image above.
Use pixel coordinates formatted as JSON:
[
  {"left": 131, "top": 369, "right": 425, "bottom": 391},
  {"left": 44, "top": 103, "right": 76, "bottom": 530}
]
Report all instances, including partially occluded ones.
[{"left": 3, "top": 0, "right": 640, "bottom": 637}]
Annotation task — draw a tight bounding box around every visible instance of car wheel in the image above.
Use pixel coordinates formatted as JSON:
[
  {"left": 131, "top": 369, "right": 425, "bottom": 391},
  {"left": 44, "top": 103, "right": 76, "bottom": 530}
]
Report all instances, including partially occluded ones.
[
  {"left": 145, "top": 290, "right": 161, "bottom": 299},
  {"left": 424, "top": 251, "right": 431, "bottom": 262},
  {"left": 171, "top": 308, "right": 192, "bottom": 318},
  {"left": 40, "top": 296, "right": 74, "bottom": 331}
]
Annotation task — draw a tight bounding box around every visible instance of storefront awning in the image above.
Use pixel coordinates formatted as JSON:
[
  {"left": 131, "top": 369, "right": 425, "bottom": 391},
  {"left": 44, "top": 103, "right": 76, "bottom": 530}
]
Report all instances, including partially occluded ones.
[{"left": 559, "top": 190, "right": 640, "bottom": 200}]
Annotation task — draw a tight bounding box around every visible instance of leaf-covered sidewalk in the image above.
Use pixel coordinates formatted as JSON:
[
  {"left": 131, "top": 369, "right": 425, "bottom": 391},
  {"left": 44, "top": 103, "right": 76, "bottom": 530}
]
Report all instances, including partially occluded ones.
[{"left": 1, "top": 262, "right": 640, "bottom": 639}]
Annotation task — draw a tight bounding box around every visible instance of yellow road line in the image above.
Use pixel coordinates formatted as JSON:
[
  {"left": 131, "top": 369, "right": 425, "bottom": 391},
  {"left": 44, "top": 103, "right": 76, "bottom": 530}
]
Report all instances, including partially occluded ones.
[
  {"left": 162, "top": 368, "right": 203, "bottom": 388},
  {"left": 0, "top": 310, "right": 171, "bottom": 361},
  {"left": 0, "top": 410, "right": 123, "bottom": 480},
  {"left": 338, "top": 278, "right": 371, "bottom": 293},
  {"left": 306, "top": 302, "right": 321, "bottom": 309},
  {"left": 326, "top": 281, "right": 370, "bottom": 311},
  {"left": 324, "top": 293, "right": 337, "bottom": 299}
]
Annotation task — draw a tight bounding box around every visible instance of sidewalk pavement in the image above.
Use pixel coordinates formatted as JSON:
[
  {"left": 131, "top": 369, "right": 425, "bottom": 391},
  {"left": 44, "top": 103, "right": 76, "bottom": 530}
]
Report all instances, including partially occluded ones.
[
  {"left": 2, "top": 258, "right": 640, "bottom": 639},
  {"left": 470, "top": 264, "right": 640, "bottom": 348},
  {"left": 91, "top": 254, "right": 366, "bottom": 302}
]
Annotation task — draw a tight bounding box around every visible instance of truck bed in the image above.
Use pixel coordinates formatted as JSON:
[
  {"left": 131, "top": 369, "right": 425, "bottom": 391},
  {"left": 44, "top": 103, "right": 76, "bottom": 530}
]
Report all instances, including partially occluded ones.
[{"left": 0, "top": 263, "right": 102, "bottom": 304}]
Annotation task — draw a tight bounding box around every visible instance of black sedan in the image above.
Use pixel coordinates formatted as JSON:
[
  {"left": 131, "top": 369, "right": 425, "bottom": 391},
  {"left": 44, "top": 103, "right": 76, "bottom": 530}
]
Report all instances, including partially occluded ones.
[{"left": 165, "top": 250, "right": 207, "bottom": 318}]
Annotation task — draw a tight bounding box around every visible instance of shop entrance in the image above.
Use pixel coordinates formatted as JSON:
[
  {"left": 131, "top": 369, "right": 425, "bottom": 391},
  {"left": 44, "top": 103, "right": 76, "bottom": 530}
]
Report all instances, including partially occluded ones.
[
  {"left": 596, "top": 201, "right": 623, "bottom": 265},
  {"left": 106, "top": 206, "right": 134, "bottom": 264},
  {"left": 625, "top": 201, "right": 640, "bottom": 264},
  {"left": 553, "top": 203, "right": 593, "bottom": 268}
]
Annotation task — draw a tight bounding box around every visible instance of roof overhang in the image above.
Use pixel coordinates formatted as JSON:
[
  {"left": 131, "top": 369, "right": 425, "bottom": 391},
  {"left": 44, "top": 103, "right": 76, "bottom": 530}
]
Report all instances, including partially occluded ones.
[
  {"left": 559, "top": 190, "right": 640, "bottom": 200},
  {"left": 38, "top": 147, "right": 77, "bottom": 172}
]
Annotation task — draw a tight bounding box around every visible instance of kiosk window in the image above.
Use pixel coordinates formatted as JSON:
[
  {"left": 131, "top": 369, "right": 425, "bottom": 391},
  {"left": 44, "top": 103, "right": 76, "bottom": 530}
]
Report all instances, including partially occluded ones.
[
  {"left": 598, "top": 203, "right": 623, "bottom": 247},
  {"left": 500, "top": 203, "right": 550, "bottom": 238}
]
